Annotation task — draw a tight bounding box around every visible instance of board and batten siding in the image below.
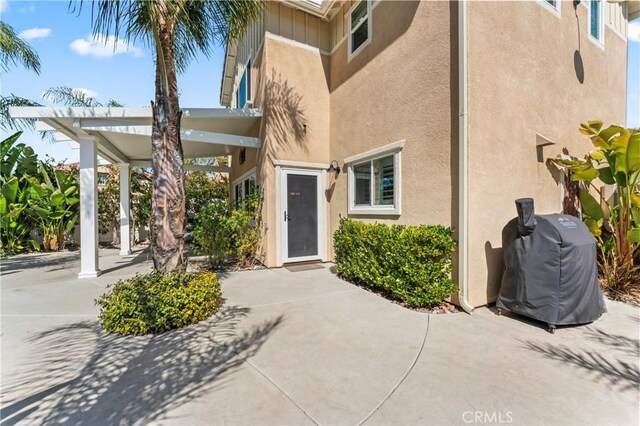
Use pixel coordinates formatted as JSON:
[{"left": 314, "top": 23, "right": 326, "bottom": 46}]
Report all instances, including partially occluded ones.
[
  {"left": 264, "top": 2, "right": 332, "bottom": 52},
  {"left": 228, "top": 16, "right": 265, "bottom": 108},
  {"left": 606, "top": 0, "right": 629, "bottom": 39}
]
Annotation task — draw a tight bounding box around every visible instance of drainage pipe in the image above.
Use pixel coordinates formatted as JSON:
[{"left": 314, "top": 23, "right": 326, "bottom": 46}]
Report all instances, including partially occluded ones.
[{"left": 457, "top": 0, "right": 474, "bottom": 314}]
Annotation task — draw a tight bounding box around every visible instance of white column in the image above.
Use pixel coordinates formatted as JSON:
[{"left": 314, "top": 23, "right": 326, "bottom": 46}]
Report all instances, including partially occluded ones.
[
  {"left": 78, "top": 136, "right": 101, "bottom": 278},
  {"left": 119, "top": 163, "right": 132, "bottom": 255}
]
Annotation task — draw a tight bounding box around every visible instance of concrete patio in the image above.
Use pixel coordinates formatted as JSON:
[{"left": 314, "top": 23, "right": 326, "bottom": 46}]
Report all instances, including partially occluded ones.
[{"left": 0, "top": 249, "right": 638, "bottom": 425}]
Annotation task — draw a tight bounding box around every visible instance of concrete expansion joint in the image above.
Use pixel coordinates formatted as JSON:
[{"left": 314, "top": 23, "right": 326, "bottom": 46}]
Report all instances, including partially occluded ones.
[
  {"left": 356, "top": 315, "right": 431, "bottom": 426},
  {"left": 231, "top": 349, "right": 321, "bottom": 425}
]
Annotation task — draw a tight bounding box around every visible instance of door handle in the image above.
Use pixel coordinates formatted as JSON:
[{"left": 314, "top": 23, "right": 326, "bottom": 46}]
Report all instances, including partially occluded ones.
[{"left": 284, "top": 211, "right": 291, "bottom": 222}]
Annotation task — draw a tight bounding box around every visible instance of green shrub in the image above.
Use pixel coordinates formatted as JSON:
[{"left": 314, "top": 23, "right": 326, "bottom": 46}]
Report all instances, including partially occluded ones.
[
  {"left": 192, "top": 192, "right": 262, "bottom": 268},
  {"left": 333, "top": 217, "right": 457, "bottom": 307},
  {"left": 96, "top": 271, "right": 223, "bottom": 335}
]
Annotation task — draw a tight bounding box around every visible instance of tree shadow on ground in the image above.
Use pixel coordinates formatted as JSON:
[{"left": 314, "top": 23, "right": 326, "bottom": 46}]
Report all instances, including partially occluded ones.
[
  {"left": 99, "top": 248, "right": 152, "bottom": 275},
  {"left": 1, "top": 306, "right": 283, "bottom": 425},
  {"left": 522, "top": 326, "right": 639, "bottom": 392},
  {"left": 0, "top": 251, "right": 79, "bottom": 274}
]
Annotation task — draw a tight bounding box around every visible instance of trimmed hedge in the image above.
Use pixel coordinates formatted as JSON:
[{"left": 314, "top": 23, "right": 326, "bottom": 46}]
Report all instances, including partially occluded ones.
[
  {"left": 333, "top": 217, "right": 457, "bottom": 307},
  {"left": 96, "top": 271, "right": 224, "bottom": 335}
]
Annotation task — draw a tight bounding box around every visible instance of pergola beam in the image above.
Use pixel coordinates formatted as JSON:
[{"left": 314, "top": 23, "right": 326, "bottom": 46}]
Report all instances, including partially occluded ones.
[
  {"left": 130, "top": 160, "right": 232, "bottom": 173},
  {"left": 79, "top": 124, "right": 261, "bottom": 149}
]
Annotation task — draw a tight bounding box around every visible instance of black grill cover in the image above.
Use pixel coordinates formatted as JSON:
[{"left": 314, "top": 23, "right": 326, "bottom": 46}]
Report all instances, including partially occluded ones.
[{"left": 497, "top": 210, "right": 606, "bottom": 326}]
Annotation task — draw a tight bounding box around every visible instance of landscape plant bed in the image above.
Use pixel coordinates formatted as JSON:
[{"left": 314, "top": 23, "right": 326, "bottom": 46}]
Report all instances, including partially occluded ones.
[
  {"left": 333, "top": 218, "right": 458, "bottom": 308},
  {"left": 337, "top": 273, "right": 460, "bottom": 314},
  {"left": 187, "top": 255, "right": 265, "bottom": 273}
]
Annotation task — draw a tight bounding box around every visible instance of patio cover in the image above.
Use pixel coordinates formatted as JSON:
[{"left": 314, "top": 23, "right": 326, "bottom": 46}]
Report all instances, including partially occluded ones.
[{"left": 9, "top": 106, "right": 262, "bottom": 278}]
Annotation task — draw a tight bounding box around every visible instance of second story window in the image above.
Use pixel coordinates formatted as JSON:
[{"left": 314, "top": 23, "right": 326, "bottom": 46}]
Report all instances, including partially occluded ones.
[
  {"left": 237, "top": 59, "right": 251, "bottom": 109},
  {"left": 539, "top": 0, "right": 560, "bottom": 17},
  {"left": 589, "top": 0, "right": 604, "bottom": 44},
  {"left": 349, "top": 0, "right": 371, "bottom": 58}
]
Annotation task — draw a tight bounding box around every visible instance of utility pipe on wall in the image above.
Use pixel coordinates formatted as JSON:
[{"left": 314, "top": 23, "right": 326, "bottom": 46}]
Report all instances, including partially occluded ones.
[{"left": 458, "top": 0, "right": 474, "bottom": 314}]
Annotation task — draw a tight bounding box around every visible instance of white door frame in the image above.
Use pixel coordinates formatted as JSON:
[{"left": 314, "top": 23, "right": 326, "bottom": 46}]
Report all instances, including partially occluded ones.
[{"left": 276, "top": 166, "right": 327, "bottom": 266}]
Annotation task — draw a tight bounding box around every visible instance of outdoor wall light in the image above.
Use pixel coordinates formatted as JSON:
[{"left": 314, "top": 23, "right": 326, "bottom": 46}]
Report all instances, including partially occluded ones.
[{"left": 327, "top": 160, "right": 341, "bottom": 175}]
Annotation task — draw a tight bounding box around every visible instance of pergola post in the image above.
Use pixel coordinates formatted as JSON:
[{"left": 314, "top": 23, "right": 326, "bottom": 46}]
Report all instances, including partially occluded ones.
[
  {"left": 78, "top": 136, "right": 101, "bottom": 278},
  {"left": 119, "top": 163, "right": 132, "bottom": 255}
]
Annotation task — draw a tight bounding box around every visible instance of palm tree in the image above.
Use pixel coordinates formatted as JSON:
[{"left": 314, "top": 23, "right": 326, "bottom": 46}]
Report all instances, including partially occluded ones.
[
  {"left": 0, "top": 22, "right": 43, "bottom": 132},
  {"left": 81, "top": 0, "right": 264, "bottom": 273},
  {"left": 0, "top": 21, "right": 41, "bottom": 74}
]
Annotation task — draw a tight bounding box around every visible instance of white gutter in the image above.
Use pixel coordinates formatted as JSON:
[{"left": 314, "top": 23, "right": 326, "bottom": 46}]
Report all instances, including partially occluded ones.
[{"left": 458, "top": 0, "right": 474, "bottom": 314}]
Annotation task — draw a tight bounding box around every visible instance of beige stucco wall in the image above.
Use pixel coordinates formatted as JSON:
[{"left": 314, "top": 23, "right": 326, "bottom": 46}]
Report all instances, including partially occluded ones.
[
  {"left": 328, "top": 0, "right": 456, "bottom": 257},
  {"left": 466, "top": 1, "right": 628, "bottom": 307},
  {"left": 244, "top": 35, "right": 332, "bottom": 267}
]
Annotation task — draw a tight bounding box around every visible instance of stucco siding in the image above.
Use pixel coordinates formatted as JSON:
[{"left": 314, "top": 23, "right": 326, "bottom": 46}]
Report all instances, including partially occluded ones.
[
  {"left": 328, "top": 1, "right": 456, "bottom": 259},
  {"left": 252, "top": 35, "right": 332, "bottom": 267},
  {"left": 466, "top": 0, "right": 628, "bottom": 307}
]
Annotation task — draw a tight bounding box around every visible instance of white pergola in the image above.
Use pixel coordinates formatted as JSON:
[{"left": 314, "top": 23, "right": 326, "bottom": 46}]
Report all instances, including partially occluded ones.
[{"left": 10, "top": 107, "right": 262, "bottom": 278}]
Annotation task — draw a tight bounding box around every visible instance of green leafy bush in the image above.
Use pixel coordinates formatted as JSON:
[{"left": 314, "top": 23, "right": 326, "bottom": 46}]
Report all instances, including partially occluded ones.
[
  {"left": 192, "top": 192, "right": 262, "bottom": 268},
  {"left": 96, "top": 271, "right": 223, "bottom": 335},
  {"left": 333, "top": 217, "right": 457, "bottom": 307}
]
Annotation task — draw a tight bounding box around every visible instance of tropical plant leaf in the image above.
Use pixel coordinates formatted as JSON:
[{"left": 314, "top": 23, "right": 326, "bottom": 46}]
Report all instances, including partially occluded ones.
[
  {"left": 579, "top": 120, "right": 603, "bottom": 135},
  {"left": 579, "top": 188, "right": 604, "bottom": 222},
  {"left": 570, "top": 168, "right": 599, "bottom": 182},
  {"left": 627, "top": 131, "right": 640, "bottom": 174},
  {"left": 584, "top": 218, "right": 602, "bottom": 237},
  {"left": 628, "top": 228, "right": 640, "bottom": 244},
  {"left": 50, "top": 189, "right": 64, "bottom": 206},
  {"left": 1, "top": 177, "right": 19, "bottom": 202},
  {"left": 597, "top": 167, "right": 615, "bottom": 185}
]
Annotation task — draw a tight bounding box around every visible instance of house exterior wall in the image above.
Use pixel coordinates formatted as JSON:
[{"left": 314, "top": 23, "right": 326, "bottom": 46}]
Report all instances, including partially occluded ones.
[
  {"left": 232, "top": 33, "right": 331, "bottom": 267},
  {"left": 221, "top": 0, "right": 630, "bottom": 306},
  {"left": 327, "top": 0, "right": 456, "bottom": 260},
  {"left": 465, "top": 0, "right": 628, "bottom": 306}
]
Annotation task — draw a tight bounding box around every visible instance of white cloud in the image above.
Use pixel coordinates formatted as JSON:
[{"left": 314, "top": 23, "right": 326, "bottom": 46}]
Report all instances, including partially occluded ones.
[
  {"left": 629, "top": 20, "right": 640, "bottom": 43},
  {"left": 69, "top": 34, "right": 144, "bottom": 58},
  {"left": 18, "top": 27, "right": 51, "bottom": 41},
  {"left": 0, "top": 0, "right": 9, "bottom": 14},
  {"left": 73, "top": 88, "right": 99, "bottom": 99},
  {"left": 20, "top": 4, "right": 36, "bottom": 13}
]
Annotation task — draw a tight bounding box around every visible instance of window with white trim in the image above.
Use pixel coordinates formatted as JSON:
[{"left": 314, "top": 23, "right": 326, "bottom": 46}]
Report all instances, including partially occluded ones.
[
  {"left": 348, "top": 0, "right": 371, "bottom": 57},
  {"left": 236, "top": 59, "right": 251, "bottom": 109},
  {"left": 347, "top": 144, "right": 402, "bottom": 215},
  {"left": 589, "top": 0, "right": 604, "bottom": 44},
  {"left": 539, "top": 0, "right": 561, "bottom": 16},
  {"left": 234, "top": 173, "right": 256, "bottom": 206}
]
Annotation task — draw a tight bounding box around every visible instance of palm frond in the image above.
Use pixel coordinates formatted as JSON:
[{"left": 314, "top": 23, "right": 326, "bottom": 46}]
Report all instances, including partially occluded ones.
[
  {"left": 43, "top": 86, "right": 103, "bottom": 107},
  {"left": 0, "top": 22, "right": 42, "bottom": 74},
  {"left": 78, "top": 0, "right": 264, "bottom": 74},
  {"left": 0, "top": 94, "right": 42, "bottom": 132}
]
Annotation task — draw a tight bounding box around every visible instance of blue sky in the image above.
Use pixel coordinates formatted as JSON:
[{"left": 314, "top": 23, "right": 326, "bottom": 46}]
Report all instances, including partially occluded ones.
[
  {"left": 1, "top": 0, "right": 226, "bottom": 163},
  {"left": 1, "top": 0, "right": 639, "bottom": 164}
]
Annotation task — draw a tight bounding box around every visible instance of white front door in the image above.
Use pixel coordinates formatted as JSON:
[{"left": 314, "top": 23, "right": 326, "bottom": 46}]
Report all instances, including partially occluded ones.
[{"left": 279, "top": 168, "right": 325, "bottom": 264}]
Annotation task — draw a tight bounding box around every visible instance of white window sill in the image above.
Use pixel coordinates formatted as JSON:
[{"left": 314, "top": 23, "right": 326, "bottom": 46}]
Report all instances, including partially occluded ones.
[
  {"left": 348, "top": 206, "right": 400, "bottom": 216},
  {"left": 588, "top": 34, "right": 605, "bottom": 50}
]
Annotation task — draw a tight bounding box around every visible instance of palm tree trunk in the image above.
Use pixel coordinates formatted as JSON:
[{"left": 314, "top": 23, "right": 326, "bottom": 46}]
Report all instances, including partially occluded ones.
[{"left": 150, "top": 11, "right": 187, "bottom": 274}]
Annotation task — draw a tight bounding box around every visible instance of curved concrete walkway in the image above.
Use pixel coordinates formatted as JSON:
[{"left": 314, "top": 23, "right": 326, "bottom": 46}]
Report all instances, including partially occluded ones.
[{"left": 1, "top": 249, "right": 638, "bottom": 425}]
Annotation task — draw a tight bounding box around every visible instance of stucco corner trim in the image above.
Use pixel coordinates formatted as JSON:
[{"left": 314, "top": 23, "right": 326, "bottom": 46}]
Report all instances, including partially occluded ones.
[{"left": 343, "top": 139, "right": 405, "bottom": 164}]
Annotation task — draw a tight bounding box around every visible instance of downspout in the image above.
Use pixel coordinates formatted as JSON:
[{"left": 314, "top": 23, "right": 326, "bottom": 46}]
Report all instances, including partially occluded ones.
[{"left": 458, "top": 0, "right": 474, "bottom": 314}]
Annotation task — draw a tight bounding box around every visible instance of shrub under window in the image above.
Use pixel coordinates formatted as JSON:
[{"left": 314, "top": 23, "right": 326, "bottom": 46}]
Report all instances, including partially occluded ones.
[{"left": 333, "top": 217, "right": 457, "bottom": 307}]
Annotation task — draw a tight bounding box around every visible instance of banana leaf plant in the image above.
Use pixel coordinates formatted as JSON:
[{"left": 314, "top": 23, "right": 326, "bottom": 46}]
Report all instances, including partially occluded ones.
[
  {"left": 550, "top": 120, "right": 640, "bottom": 269},
  {"left": 25, "top": 162, "right": 79, "bottom": 251},
  {"left": 0, "top": 131, "right": 40, "bottom": 254}
]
